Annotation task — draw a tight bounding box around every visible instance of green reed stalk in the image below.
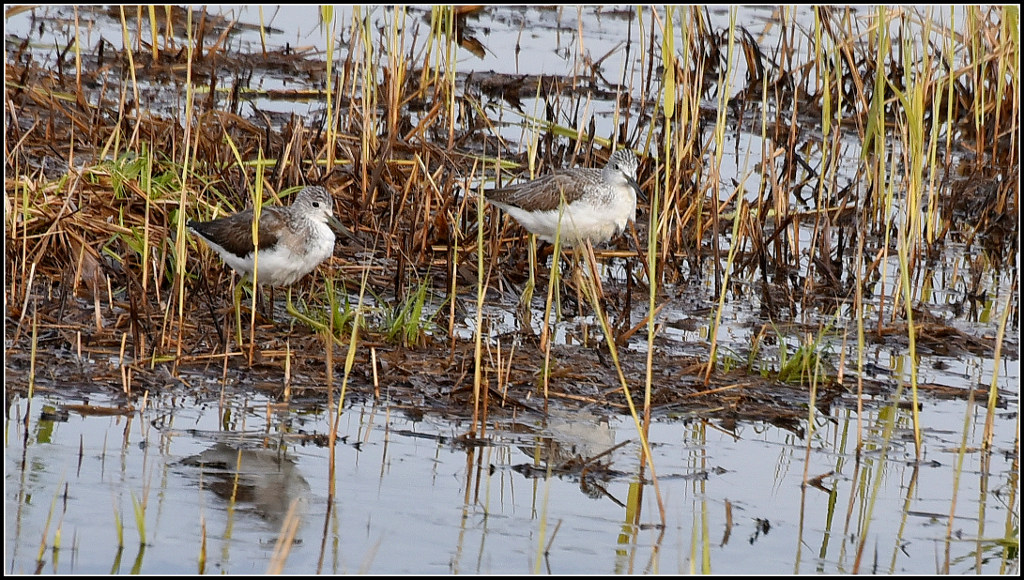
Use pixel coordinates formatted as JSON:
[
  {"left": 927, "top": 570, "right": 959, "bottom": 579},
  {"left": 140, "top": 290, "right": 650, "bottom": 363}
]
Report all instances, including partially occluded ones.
[
  {"left": 197, "top": 517, "right": 206, "bottom": 573},
  {"left": 941, "top": 6, "right": 958, "bottom": 167},
  {"left": 442, "top": 7, "right": 458, "bottom": 145},
  {"left": 851, "top": 403, "right": 901, "bottom": 573},
  {"left": 814, "top": 8, "right": 831, "bottom": 139},
  {"left": 853, "top": 230, "right": 867, "bottom": 453},
  {"left": 73, "top": 8, "right": 82, "bottom": 91},
  {"left": 681, "top": 7, "right": 702, "bottom": 149},
  {"left": 705, "top": 201, "right": 744, "bottom": 385},
  {"left": 130, "top": 490, "right": 146, "bottom": 546},
  {"left": 577, "top": 246, "right": 666, "bottom": 525},
  {"left": 891, "top": 14, "right": 933, "bottom": 458},
  {"left": 895, "top": 10, "right": 929, "bottom": 266},
  {"left": 921, "top": 10, "right": 945, "bottom": 245},
  {"left": 420, "top": 9, "right": 438, "bottom": 94},
  {"left": 173, "top": 6, "right": 198, "bottom": 368},
  {"left": 801, "top": 327, "right": 827, "bottom": 489},
  {"left": 354, "top": 7, "right": 378, "bottom": 183},
  {"left": 164, "top": 5, "right": 176, "bottom": 47},
  {"left": 887, "top": 459, "right": 919, "bottom": 573},
  {"left": 147, "top": 5, "right": 159, "bottom": 61},
  {"left": 327, "top": 248, "right": 371, "bottom": 510},
  {"left": 246, "top": 151, "right": 267, "bottom": 360},
  {"left": 382, "top": 275, "right": 433, "bottom": 347},
  {"left": 112, "top": 500, "right": 124, "bottom": 548},
  {"left": 515, "top": 84, "right": 546, "bottom": 325},
  {"left": 703, "top": 9, "right": 738, "bottom": 383},
  {"left": 518, "top": 231, "right": 536, "bottom": 327},
  {"left": 36, "top": 479, "right": 63, "bottom": 564},
  {"left": 421, "top": 6, "right": 454, "bottom": 107},
  {"left": 29, "top": 308, "right": 37, "bottom": 398},
  {"left": 967, "top": 8, "right": 985, "bottom": 156},
  {"left": 635, "top": 7, "right": 651, "bottom": 128},
  {"left": 862, "top": 7, "right": 890, "bottom": 225},
  {"left": 984, "top": 275, "right": 1016, "bottom": 449},
  {"left": 140, "top": 145, "right": 153, "bottom": 298},
  {"left": 662, "top": 7, "right": 676, "bottom": 123},
  {"left": 447, "top": 194, "right": 460, "bottom": 344},
  {"left": 879, "top": 148, "right": 902, "bottom": 356},
  {"left": 698, "top": 473, "right": 711, "bottom": 573},
  {"left": 257, "top": 6, "right": 267, "bottom": 56},
  {"left": 472, "top": 176, "right": 486, "bottom": 436},
  {"left": 322, "top": 6, "right": 337, "bottom": 172},
  {"left": 532, "top": 465, "right": 555, "bottom": 574},
  {"left": 666, "top": 8, "right": 698, "bottom": 256},
  {"left": 386, "top": 7, "right": 407, "bottom": 140},
  {"left": 340, "top": 16, "right": 357, "bottom": 135},
  {"left": 943, "top": 384, "right": 976, "bottom": 573},
  {"left": 994, "top": 7, "right": 1018, "bottom": 160},
  {"left": 867, "top": 9, "right": 894, "bottom": 332},
  {"left": 539, "top": 212, "right": 564, "bottom": 395},
  {"left": 647, "top": 6, "right": 673, "bottom": 433},
  {"left": 117, "top": 7, "right": 142, "bottom": 152}
]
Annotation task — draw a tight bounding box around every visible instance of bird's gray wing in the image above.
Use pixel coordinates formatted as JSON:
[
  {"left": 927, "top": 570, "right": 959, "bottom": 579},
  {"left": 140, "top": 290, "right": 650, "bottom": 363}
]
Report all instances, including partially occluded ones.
[
  {"left": 189, "top": 206, "right": 286, "bottom": 257},
  {"left": 486, "top": 170, "right": 594, "bottom": 211}
]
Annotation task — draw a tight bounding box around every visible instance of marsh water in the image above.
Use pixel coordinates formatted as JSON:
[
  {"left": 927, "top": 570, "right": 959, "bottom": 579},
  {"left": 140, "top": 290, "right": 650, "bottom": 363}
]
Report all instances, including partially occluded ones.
[{"left": 5, "top": 5, "right": 1019, "bottom": 575}]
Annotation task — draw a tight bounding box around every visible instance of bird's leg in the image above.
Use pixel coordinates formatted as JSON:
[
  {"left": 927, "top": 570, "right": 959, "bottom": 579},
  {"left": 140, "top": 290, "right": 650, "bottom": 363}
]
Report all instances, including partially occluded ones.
[
  {"left": 266, "top": 286, "right": 276, "bottom": 322},
  {"left": 517, "top": 234, "right": 538, "bottom": 331},
  {"left": 583, "top": 240, "right": 604, "bottom": 300},
  {"left": 561, "top": 242, "right": 603, "bottom": 318},
  {"left": 539, "top": 237, "right": 565, "bottom": 351},
  {"left": 233, "top": 276, "right": 245, "bottom": 348},
  {"left": 551, "top": 240, "right": 564, "bottom": 321},
  {"left": 569, "top": 250, "right": 586, "bottom": 314}
]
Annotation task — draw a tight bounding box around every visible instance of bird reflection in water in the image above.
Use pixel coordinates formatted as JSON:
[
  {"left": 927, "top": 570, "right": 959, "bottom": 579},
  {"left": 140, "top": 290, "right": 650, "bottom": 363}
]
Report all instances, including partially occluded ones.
[{"left": 180, "top": 442, "right": 311, "bottom": 535}]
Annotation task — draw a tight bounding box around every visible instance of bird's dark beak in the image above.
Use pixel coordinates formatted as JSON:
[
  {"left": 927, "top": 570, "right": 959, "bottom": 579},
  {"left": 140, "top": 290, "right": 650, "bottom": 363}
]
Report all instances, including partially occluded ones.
[
  {"left": 327, "top": 213, "right": 345, "bottom": 233},
  {"left": 327, "top": 214, "right": 359, "bottom": 244},
  {"left": 629, "top": 176, "right": 647, "bottom": 202}
]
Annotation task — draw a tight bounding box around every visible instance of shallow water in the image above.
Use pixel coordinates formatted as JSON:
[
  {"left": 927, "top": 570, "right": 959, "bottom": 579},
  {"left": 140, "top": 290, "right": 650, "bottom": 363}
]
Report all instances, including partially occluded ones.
[
  {"left": 5, "top": 381, "right": 1017, "bottom": 574},
  {"left": 5, "top": 4, "right": 1019, "bottom": 575}
]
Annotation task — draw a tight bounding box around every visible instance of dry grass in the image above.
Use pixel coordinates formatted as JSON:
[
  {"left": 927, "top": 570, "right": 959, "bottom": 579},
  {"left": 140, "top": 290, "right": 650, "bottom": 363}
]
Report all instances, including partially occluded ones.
[{"left": 4, "top": 5, "right": 1017, "bottom": 428}]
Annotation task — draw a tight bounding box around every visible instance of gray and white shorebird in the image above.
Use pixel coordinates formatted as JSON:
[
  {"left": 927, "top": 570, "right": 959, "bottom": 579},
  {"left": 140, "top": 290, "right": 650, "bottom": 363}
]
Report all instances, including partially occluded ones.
[
  {"left": 188, "top": 185, "right": 345, "bottom": 330},
  {"left": 485, "top": 148, "right": 643, "bottom": 247}
]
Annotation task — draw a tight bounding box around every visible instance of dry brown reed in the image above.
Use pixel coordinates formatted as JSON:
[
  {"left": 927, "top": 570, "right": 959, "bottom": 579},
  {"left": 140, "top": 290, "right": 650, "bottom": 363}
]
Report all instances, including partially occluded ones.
[{"left": 4, "top": 6, "right": 1017, "bottom": 442}]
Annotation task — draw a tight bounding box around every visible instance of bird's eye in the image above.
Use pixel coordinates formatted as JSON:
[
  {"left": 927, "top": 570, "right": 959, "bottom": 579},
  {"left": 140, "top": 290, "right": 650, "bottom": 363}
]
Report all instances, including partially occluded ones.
[{"left": 312, "top": 201, "right": 321, "bottom": 208}]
